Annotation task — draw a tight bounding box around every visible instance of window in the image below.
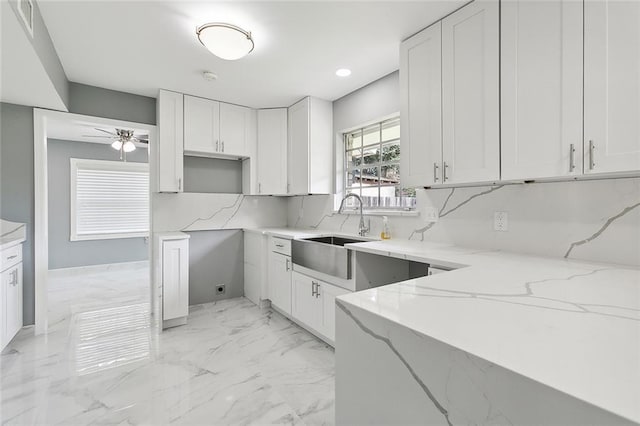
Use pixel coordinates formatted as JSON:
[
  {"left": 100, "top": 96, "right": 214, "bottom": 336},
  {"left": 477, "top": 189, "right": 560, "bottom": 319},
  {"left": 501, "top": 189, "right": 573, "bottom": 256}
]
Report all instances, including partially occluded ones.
[
  {"left": 70, "top": 159, "right": 149, "bottom": 241},
  {"left": 344, "top": 117, "right": 416, "bottom": 210}
]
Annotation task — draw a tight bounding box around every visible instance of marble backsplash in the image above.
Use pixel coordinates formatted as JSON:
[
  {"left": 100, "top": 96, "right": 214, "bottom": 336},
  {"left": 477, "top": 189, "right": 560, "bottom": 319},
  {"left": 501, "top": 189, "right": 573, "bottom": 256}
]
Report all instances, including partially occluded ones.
[
  {"left": 286, "top": 177, "right": 640, "bottom": 266},
  {"left": 152, "top": 193, "right": 288, "bottom": 233}
]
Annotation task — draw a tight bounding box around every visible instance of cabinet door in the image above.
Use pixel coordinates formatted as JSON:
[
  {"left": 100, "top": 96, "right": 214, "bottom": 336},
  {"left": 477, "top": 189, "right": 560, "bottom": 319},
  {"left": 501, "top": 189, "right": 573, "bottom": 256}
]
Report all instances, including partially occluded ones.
[
  {"left": 268, "top": 252, "right": 292, "bottom": 315},
  {"left": 291, "top": 272, "right": 321, "bottom": 331},
  {"left": 157, "top": 90, "right": 184, "bottom": 192},
  {"left": 584, "top": 1, "right": 640, "bottom": 174},
  {"left": 220, "top": 103, "right": 250, "bottom": 156},
  {"left": 442, "top": 0, "right": 499, "bottom": 184},
  {"left": 400, "top": 22, "right": 443, "bottom": 187},
  {"left": 162, "top": 239, "right": 189, "bottom": 320},
  {"left": 184, "top": 95, "right": 220, "bottom": 154},
  {"left": 288, "top": 98, "right": 310, "bottom": 195},
  {"left": 3, "top": 263, "right": 22, "bottom": 345},
  {"left": 501, "top": 0, "right": 583, "bottom": 180},
  {"left": 318, "top": 281, "right": 349, "bottom": 343},
  {"left": 257, "top": 109, "right": 288, "bottom": 195}
]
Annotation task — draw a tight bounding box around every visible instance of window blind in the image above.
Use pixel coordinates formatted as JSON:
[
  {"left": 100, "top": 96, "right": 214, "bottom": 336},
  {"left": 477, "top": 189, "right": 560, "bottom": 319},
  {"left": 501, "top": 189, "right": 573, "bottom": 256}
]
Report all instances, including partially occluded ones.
[{"left": 71, "top": 158, "right": 149, "bottom": 241}]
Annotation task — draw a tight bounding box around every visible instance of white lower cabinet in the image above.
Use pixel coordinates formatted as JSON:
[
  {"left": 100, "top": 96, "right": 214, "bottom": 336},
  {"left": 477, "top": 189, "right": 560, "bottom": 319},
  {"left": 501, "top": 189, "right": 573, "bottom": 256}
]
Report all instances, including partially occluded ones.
[
  {"left": 268, "top": 251, "right": 292, "bottom": 315},
  {"left": 291, "top": 271, "right": 349, "bottom": 344},
  {"left": 158, "top": 233, "right": 190, "bottom": 328},
  {"left": 1, "top": 242, "right": 23, "bottom": 350}
]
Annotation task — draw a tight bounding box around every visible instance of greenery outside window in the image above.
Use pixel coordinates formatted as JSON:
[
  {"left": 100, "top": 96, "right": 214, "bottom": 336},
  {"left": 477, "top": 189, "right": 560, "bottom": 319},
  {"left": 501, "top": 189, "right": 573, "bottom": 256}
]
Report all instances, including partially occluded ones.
[{"left": 344, "top": 117, "right": 416, "bottom": 210}]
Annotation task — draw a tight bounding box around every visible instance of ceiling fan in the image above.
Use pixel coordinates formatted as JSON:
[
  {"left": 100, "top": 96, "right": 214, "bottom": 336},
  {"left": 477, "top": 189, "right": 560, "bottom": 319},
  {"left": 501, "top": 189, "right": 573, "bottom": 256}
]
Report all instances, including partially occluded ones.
[{"left": 82, "top": 128, "right": 149, "bottom": 160}]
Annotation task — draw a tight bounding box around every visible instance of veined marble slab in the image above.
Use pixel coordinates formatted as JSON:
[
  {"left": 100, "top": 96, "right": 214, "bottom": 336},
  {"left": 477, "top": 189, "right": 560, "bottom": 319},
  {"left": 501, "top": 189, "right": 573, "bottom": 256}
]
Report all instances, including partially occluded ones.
[
  {"left": 0, "top": 219, "right": 26, "bottom": 250},
  {"left": 337, "top": 240, "right": 640, "bottom": 424}
]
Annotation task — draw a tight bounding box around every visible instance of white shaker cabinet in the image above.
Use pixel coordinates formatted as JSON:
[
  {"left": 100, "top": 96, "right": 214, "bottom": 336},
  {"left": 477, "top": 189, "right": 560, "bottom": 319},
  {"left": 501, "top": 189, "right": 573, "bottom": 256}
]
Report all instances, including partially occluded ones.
[
  {"left": 288, "top": 97, "right": 332, "bottom": 195},
  {"left": 158, "top": 233, "right": 190, "bottom": 329},
  {"left": 157, "top": 90, "right": 184, "bottom": 193},
  {"left": 441, "top": 0, "right": 500, "bottom": 184},
  {"left": 243, "top": 231, "right": 267, "bottom": 307},
  {"left": 1, "top": 242, "right": 23, "bottom": 350},
  {"left": 184, "top": 95, "right": 252, "bottom": 158},
  {"left": 184, "top": 95, "right": 220, "bottom": 154},
  {"left": 257, "top": 108, "right": 288, "bottom": 195},
  {"left": 291, "top": 271, "right": 349, "bottom": 345},
  {"left": 400, "top": 22, "right": 442, "bottom": 187},
  {"left": 268, "top": 237, "right": 292, "bottom": 315},
  {"left": 584, "top": 0, "right": 640, "bottom": 175},
  {"left": 501, "top": 0, "right": 583, "bottom": 181}
]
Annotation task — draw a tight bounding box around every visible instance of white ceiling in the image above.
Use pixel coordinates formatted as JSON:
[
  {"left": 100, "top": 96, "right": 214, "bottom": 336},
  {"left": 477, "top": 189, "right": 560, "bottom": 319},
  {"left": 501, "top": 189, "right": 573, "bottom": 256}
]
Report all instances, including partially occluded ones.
[{"left": 37, "top": 1, "right": 464, "bottom": 108}]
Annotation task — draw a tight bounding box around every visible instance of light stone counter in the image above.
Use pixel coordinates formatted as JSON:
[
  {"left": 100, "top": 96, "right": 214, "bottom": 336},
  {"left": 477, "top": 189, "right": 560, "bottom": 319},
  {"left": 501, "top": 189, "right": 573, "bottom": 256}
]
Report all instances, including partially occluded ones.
[
  {"left": 0, "top": 219, "right": 26, "bottom": 250},
  {"left": 336, "top": 239, "right": 640, "bottom": 425}
]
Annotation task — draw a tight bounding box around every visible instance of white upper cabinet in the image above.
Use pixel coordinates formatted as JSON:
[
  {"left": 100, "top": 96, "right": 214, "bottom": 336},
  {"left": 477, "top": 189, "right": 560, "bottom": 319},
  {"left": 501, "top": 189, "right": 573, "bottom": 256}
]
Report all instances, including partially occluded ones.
[
  {"left": 220, "top": 102, "right": 251, "bottom": 157},
  {"left": 288, "top": 97, "right": 333, "bottom": 195},
  {"left": 442, "top": 0, "right": 500, "bottom": 184},
  {"left": 400, "top": 22, "right": 442, "bottom": 187},
  {"left": 501, "top": 0, "right": 583, "bottom": 181},
  {"left": 257, "top": 108, "right": 288, "bottom": 195},
  {"left": 184, "top": 95, "right": 220, "bottom": 154},
  {"left": 157, "top": 89, "right": 184, "bottom": 193},
  {"left": 584, "top": 0, "right": 640, "bottom": 175},
  {"left": 184, "top": 95, "right": 251, "bottom": 158}
]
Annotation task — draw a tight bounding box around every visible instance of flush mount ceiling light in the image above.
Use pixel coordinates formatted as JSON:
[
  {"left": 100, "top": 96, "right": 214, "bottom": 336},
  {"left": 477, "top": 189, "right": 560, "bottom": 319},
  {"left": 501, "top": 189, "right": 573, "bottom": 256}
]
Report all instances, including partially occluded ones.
[
  {"left": 196, "top": 23, "right": 254, "bottom": 60},
  {"left": 336, "top": 68, "right": 352, "bottom": 77}
]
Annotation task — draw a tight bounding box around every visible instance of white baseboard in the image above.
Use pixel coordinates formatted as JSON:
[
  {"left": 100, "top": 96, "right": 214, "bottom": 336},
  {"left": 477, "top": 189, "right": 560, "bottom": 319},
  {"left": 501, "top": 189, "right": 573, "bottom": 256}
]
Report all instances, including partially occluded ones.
[{"left": 48, "top": 260, "right": 149, "bottom": 278}]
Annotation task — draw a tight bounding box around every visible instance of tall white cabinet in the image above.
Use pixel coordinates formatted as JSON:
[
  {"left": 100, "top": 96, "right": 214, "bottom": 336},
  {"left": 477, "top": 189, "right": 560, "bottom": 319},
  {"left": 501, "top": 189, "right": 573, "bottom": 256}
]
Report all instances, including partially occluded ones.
[
  {"left": 501, "top": 0, "right": 583, "bottom": 180},
  {"left": 584, "top": 0, "right": 640, "bottom": 175},
  {"left": 257, "top": 109, "right": 288, "bottom": 195},
  {"left": 157, "top": 233, "right": 190, "bottom": 329},
  {"left": 157, "top": 89, "right": 184, "bottom": 193},
  {"left": 288, "top": 97, "right": 333, "bottom": 195},
  {"left": 400, "top": 22, "right": 442, "bottom": 188},
  {"left": 441, "top": 0, "right": 499, "bottom": 185}
]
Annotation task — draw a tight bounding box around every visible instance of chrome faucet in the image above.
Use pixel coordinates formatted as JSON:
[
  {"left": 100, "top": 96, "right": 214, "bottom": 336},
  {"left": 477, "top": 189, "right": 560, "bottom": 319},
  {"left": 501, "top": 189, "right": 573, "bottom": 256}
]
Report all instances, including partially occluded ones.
[{"left": 338, "top": 193, "right": 370, "bottom": 236}]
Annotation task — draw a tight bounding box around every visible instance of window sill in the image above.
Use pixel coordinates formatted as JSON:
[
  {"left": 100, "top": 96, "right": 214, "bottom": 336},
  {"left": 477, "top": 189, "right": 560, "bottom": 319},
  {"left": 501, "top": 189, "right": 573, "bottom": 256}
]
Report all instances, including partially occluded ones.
[{"left": 333, "top": 209, "right": 420, "bottom": 217}]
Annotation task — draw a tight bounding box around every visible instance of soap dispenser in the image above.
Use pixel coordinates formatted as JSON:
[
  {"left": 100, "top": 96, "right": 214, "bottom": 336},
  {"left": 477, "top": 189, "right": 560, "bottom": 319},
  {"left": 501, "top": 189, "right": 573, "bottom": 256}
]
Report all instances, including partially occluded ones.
[{"left": 381, "top": 216, "right": 391, "bottom": 240}]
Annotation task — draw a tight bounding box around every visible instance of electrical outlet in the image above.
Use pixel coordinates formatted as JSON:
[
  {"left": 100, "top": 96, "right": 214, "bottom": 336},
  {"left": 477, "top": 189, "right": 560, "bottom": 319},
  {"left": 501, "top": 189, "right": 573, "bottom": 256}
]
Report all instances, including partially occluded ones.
[
  {"left": 424, "top": 207, "right": 439, "bottom": 222},
  {"left": 494, "top": 211, "right": 508, "bottom": 232}
]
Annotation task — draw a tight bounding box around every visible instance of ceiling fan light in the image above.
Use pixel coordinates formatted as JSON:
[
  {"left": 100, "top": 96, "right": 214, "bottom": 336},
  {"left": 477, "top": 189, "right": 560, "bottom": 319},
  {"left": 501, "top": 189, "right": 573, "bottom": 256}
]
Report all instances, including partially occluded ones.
[
  {"left": 111, "top": 140, "right": 123, "bottom": 150},
  {"left": 123, "top": 141, "right": 136, "bottom": 153},
  {"left": 196, "top": 23, "right": 254, "bottom": 60}
]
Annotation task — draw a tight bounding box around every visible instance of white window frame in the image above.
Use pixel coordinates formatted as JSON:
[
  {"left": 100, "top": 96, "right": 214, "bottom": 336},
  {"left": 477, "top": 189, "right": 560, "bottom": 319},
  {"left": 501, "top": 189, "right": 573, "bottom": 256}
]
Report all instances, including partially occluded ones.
[
  {"left": 342, "top": 116, "right": 416, "bottom": 211},
  {"left": 70, "top": 158, "right": 149, "bottom": 241}
]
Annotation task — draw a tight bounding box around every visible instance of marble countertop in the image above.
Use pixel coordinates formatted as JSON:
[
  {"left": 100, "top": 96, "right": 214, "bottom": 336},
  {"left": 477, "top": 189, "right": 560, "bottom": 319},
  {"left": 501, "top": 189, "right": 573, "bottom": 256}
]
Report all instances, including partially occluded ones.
[
  {"left": 243, "top": 227, "right": 377, "bottom": 241},
  {"left": 0, "top": 219, "right": 26, "bottom": 250},
  {"left": 338, "top": 239, "right": 640, "bottom": 424}
]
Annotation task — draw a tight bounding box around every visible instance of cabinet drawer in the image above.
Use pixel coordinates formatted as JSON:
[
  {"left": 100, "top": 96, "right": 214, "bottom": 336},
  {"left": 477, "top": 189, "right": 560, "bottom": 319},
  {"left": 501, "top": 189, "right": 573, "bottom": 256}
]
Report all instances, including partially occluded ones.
[
  {"left": 270, "top": 237, "right": 291, "bottom": 256},
  {"left": 1, "top": 244, "right": 22, "bottom": 272}
]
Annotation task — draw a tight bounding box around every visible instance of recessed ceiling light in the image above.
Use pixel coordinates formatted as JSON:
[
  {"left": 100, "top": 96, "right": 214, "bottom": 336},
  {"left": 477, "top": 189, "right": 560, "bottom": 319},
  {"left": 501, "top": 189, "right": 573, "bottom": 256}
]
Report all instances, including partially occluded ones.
[
  {"left": 196, "top": 22, "right": 254, "bottom": 61},
  {"left": 336, "top": 68, "right": 352, "bottom": 77}
]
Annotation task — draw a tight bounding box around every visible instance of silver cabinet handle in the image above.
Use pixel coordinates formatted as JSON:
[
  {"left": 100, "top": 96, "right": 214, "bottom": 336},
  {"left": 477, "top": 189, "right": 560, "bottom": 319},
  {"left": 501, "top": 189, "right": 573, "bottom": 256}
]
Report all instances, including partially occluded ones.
[
  {"left": 258, "top": 183, "right": 261, "bottom": 194},
  {"left": 433, "top": 163, "right": 440, "bottom": 182},
  {"left": 7, "top": 255, "right": 17, "bottom": 260},
  {"left": 569, "top": 144, "right": 576, "bottom": 172},
  {"left": 11, "top": 269, "right": 18, "bottom": 285},
  {"left": 285, "top": 258, "right": 290, "bottom": 271},
  {"left": 178, "top": 178, "right": 182, "bottom": 191},
  {"left": 216, "top": 140, "right": 219, "bottom": 151},
  {"left": 443, "top": 162, "right": 449, "bottom": 182},
  {"left": 222, "top": 141, "right": 225, "bottom": 152},
  {"left": 315, "top": 283, "right": 320, "bottom": 298},
  {"left": 275, "top": 243, "right": 284, "bottom": 248},
  {"left": 588, "top": 140, "right": 595, "bottom": 170},
  {"left": 312, "top": 281, "right": 318, "bottom": 297}
]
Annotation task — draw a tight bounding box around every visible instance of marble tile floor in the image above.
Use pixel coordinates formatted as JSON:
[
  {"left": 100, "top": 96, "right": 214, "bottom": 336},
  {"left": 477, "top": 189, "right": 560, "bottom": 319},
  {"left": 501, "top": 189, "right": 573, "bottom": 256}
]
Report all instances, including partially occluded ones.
[{"left": 1, "top": 267, "right": 336, "bottom": 425}]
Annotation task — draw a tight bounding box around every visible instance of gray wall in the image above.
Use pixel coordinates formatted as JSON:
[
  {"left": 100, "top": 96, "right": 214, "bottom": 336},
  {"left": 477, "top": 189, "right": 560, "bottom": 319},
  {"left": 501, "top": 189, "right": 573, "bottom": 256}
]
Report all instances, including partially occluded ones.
[
  {"left": 69, "top": 83, "right": 156, "bottom": 125},
  {"left": 333, "top": 71, "right": 399, "bottom": 133},
  {"left": 186, "top": 230, "right": 244, "bottom": 305},
  {"left": 0, "top": 103, "right": 36, "bottom": 325},
  {"left": 47, "top": 139, "right": 149, "bottom": 269},
  {"left": 1, "top": 86, "right": 155, "bottom": 325},
  {"left": 183, "top": 156, "right": 243, "bottom": 193}
]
